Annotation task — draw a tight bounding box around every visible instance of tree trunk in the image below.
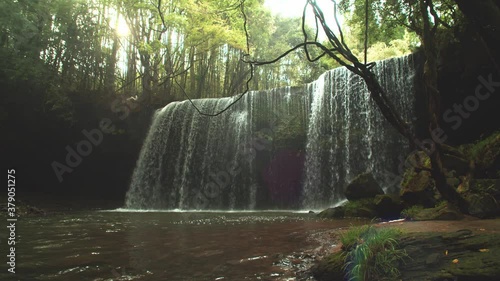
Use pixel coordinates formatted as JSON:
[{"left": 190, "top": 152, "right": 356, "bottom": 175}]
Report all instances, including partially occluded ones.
[{"left": 420, "top": 0, "right": 466, "bottom": 209}]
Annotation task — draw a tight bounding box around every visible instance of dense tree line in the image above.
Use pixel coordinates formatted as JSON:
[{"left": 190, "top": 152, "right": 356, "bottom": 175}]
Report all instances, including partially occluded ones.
[{"left": 0, "top": 0, "right": 337, "bottom": 126}]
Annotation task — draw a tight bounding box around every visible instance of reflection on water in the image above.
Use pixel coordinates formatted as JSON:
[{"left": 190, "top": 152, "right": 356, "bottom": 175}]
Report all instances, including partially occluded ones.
[{"left": 3, "top": 211, "right": 366, "bottom": 281}]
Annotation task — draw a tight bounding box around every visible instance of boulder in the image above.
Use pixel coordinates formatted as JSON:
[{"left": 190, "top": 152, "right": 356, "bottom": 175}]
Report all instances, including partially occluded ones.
[
  {"left": 344, "top": 172, "right": 384, "bottom": 200},
  {"left": 412, "top": 204, "right": 464, "bottom": 221},
  {"left": 317, "top": 206, "right": 345, "bottom": 219},
  {"left": 374, "top": 194, "right": 404, "bottom": 219},
  {"left": 400, "top": 170, "right": 437, "bottom": 207},
  {"left": 345, "top": 206, "right": 377, "bottom": 218},
  {"left": 318, "top": 199, "right": 378, "bottom": 219},
  {"left": 404, "top": 150, "right": 431, "bottom": 170},
  {"left": 343, "top": 198, "right": 377, "bottom": 218}
]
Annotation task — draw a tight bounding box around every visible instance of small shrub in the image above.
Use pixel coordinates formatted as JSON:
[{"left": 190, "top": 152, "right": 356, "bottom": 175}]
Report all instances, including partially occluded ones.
[
  {"left": 341, "top": 225, "right": 407, "bottom": 281},
  {"left": 340, "top": 224, "right": 372, "bottom": 251}
]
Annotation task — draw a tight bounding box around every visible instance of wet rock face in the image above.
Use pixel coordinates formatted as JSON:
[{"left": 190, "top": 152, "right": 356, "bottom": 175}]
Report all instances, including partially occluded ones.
[
  {"left": 344, "top": 172, "right": 384, "bottom": 201},
  {"left": 317, "top": 207, "right": 345, "bottom": 219}
]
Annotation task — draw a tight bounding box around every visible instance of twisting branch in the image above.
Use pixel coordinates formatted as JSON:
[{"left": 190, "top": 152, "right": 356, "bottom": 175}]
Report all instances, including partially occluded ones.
[
  {"left": 301, "top": 2, "right": 324, "bottom": 62},
  {"left": 153, "top": 0, "right": 255, "bottom": 116},
  {"left": 243, "top": 0, "right": 414, "bottom": 143},
  {"left": 173, "top": 0, "right": 254, "bottom": 117}
]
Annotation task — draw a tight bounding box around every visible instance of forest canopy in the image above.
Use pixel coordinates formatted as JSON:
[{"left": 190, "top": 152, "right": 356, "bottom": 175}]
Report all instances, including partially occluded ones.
[{"left": 0, "top": 0, "right": 418, "bottom": 126}]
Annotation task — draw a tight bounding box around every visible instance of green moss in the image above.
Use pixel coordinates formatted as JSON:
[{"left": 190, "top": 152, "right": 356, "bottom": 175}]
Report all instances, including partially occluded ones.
[
  {"left": 344, "top": 199, "right": 375, "bottom": 212},
  {"left": 435, "top": 200, "right": 448, "bottom": 209},
  {"left": 400, "top": 205, "right": 424, "bottom": 219},
  {"left": 443, "top": 234, "right": 500, "bottom": 278},
  {"left": 470, "top": 179, "right": 498, "bottom": 194},
  {"left": 402, "top": 203, "right": 464, "bottom": 221},
  {"left": 423, "top": 156, "right": 431, "bottom": 169},
  {"left": 459, "top": 131, "right": 500, "bottom": 170},
  {"left": 400, "top": 170, "right": 417, "bottom": 190},
  {"left": 343, "top": 199, "right": 377, "bottom": 218}
]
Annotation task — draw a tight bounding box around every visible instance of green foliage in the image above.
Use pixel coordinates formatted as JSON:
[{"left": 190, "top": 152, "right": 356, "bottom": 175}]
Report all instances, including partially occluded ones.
[
  {"left": 343, "top": 199, "right": 376, "bottom": 216},
  {"left": 340, "top": 224, "right": 372, "bottom": 251},
  {"left": 436, "top": 200, "right": 448, "bottom": 209},
  {"left": 3, "top": 0, "right": 328, "bottom": 127},
  {"left": 341, "top": 225, "right": 407, "bottom": 281},
  {"left": 459, "top": 131, "right": 500, "bottom": 170},
  {"left": 400, "top": 169, "right": 417, "bottom": 190},
  {"left": 338, "top": 0, "right": 459, "bottom": 62},
  {"left": 249, "top": 14, "right": 327, "bottom": 88},
  {"left": 400, "top": 205, "right": 424, "bottom": 219},
  {"left": 45, "top": 84, "right": 76, "bottom": 125}
]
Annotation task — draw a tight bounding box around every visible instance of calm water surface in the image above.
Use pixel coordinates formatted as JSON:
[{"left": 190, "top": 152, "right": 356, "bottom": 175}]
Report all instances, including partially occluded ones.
[{"left": 4, "top": 211, "right": 367, "bottom": 281}]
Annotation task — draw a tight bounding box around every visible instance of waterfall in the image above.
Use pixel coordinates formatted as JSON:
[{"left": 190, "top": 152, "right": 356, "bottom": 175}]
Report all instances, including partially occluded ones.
[
  {"left": 125, "top": 55, "right": 416, "bottom": 210},
  {"left": 302, "top": 55, "right": 416, "bottom": 209}
]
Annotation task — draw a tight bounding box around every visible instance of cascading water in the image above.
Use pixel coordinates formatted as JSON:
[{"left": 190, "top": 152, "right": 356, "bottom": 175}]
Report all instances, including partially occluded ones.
[
  {"left": 302, "top": 56, "right": 416, "bottom": 209},
  {"left": 125, "top": 87, "right": 311, "bottom": 210},
  {"left": 125, "top": 55, "right": 416, "bottom": 210}
]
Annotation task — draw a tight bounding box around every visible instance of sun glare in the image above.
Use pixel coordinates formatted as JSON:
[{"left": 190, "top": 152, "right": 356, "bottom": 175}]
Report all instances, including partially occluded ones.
[
  {"left": 264, "top": 0, "right": 344, "bottom": 40},
  {"left": 116, "top": 16, "right": 130, "bottom": 37}
]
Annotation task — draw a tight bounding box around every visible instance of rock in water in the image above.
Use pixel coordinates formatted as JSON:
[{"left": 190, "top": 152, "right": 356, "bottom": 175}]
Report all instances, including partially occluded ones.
[
  {"left": 344, "top": 172, "right": 384, "bottom": 200},
  {"left": 317, "top": 207, "right": 345, "bottom": 219}
]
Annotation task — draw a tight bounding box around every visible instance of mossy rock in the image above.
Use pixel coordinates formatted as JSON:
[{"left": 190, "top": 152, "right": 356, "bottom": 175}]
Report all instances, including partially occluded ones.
[
  {"left": 319, "top": 199, "right": 378, "bottom": 219},
  {"left": 400, "top": 230, "right": 500, "bottom": 281},
  {"left": 317, "top": 206, "right": 345, "bottom": 219},
  {"left": 411, "top": 203, "right": 464, "bottom": 221},
  {"left": 310, "top": 252, "right": 345, "bottom": 281},
  {"left": 459, "top": 131, "right": 500, "bottom": 178},
  {"left": 400, "top": 170, "right": 437, "bottom": 207},
  {"left": 0, "top": 200, "right": 46, "bottom": 216},
  {"left": 404, "top": 150, "right": 431, "bottom": 171},
  {"left": 344, "top": 198, "right": 377, "bottom": 218},
  {"left": 374, "top": 194, "right": 404, "bottom": 219},
  {"left": 345, "top": 172, "right": 384, "bottom": 200}
]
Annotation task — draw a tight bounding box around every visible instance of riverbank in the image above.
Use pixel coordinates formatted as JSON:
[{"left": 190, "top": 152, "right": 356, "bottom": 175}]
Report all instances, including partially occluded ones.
[{"left": 308, "top": 217, "right": 500, "bottom": 281}]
